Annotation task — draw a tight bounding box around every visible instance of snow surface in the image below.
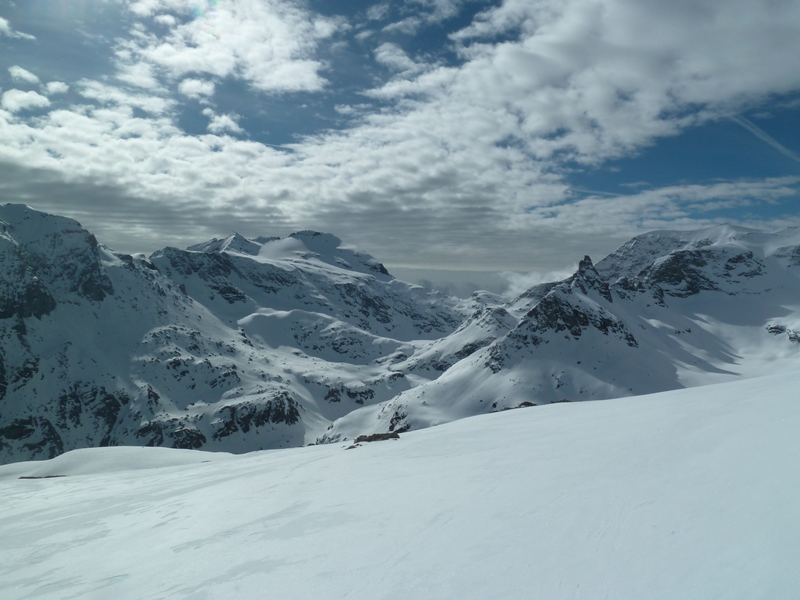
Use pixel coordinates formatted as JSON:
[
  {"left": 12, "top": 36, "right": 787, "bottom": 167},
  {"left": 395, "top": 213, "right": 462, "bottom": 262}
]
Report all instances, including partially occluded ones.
[{"left": 2, "top": 371, "right": 798, "bottom": 599}]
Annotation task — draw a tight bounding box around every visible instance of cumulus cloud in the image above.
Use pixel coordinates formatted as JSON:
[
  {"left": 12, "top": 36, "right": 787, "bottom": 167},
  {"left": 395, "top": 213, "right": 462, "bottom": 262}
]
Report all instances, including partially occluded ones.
[
  {"left": 0, "top": 92, "right": 796, "bottom": 269},
  {"left": 9, "top": 66, "right": 39, "bottom": 84},
  {"left": 366, "top": 4, "right": 390, "bottom": 21},
  {"left": 115, "top": 60, "right": 162, "bottom": 89},
  {"left": 121, "top": 0, "right": 342, "bottom": 94},
  {"left": 78, "top": 80, "right": 174, "bottom": 115},
  {"left": 203, "top": 108, "right": 244, "bottom": 134},
  {"left": 370, "top": 0, "right": 800, "bottom": 169},
  {"left": 506, "top": 1, "right": 793, "bottom": 128},
  {"left": 45, "top": 82, "right": 70, "bottom": 95},
  {"left": 0, "top": 17, "right": 13, "bottom": 36},
  {"left": 154, "top": 14, "right": 177, "bottom": 27},
  {"left": 334, "top": 103, "right": 371, "bottom": 116},
  {"left": 178, "top": 78, "right": 215, "bottom": 99},
  {"left": 354, "top": 29, "right": 374, "bottom": 42},
  {"left": 374, "top": 43, "right": 427, "bottom": 76},
  {"left": 383, "top": 17, "right": 422, "bottom": 35},
  {"left": 1, "top": 90, "right": 50, "bottom": 113},
  {"left": 0, "top": 17, "right": 35, "bottom": 40}
]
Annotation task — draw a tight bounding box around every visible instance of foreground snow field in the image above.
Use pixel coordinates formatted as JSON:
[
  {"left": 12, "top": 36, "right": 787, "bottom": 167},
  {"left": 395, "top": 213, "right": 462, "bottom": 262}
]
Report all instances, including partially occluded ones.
[{"left": 1, "top": 371, "right": 799, "bottom": 599}]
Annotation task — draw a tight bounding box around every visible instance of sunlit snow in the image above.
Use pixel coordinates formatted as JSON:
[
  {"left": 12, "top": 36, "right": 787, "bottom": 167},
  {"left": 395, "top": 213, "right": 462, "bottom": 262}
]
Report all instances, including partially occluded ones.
[{"left": 2, "top": 371, "right": 798, "bottom": 599}]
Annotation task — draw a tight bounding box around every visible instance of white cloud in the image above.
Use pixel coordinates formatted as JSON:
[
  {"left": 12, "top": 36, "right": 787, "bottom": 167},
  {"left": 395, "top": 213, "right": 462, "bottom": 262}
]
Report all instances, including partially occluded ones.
[
  {"left": 366, "top": 4, "right": 390, "bottom": 21},
  {"left": 120, "top": 0, "right": 343, "bottom": 94},
  {"left": 116, "top": 60, "right": 162, "bottom": 89},
  {"left": 78, "top": 80, "right": 173, "bottom": 115},
  {"left": 374, "top": 43, "right": 427, "bottom": 76},
  {"left": 178, "top": 78, "right": 215, "bottom": 99},
  {"left": 203, "top": 108, "right": 244, "bottom": 134},
  {"left": 522, "top": 178, "right": 800, "bottom": 236},
  {"left": 0, "top": 88, "right": 796, "bottom": 270},
  {"left": 383, "top": 17, "right": 422, "bottom": 35},
  {"left": 9, "top": 66, "right": 39, "bottom": 84},
  {"left": 154, "top": 14, "right": 177, "bottom": 27},
  {"left": 369, "top": 0, "right": 800, "bottom": 169},
  {"left": 0, "top": 17, "right": 35, "bottom": 40},
  {"left": 127, "top": 1, "right": 154, "bottom": 17},
  {"left": 45, "top": 82, "right": 70, "bottom": 95},
  {"left": 383, "top": 0, "right": 466, "bottom": 33},
  {"left": 501, "top": 266, "right": 579, "bottom": 299},
  {"left": 354, "top": 30, "right": 374, "bottom": 42},
  {"left": 408, "top": 0, "right": 465, "bottom": 23},
  {"left": 0, "top": 0, "right": 799, "bottom": 272},
  {"left": 335, "top": 103, "right": 371, "bottom": 116},
  {"left": 1, "top": 89, "right": 50, "bottom": 113}
]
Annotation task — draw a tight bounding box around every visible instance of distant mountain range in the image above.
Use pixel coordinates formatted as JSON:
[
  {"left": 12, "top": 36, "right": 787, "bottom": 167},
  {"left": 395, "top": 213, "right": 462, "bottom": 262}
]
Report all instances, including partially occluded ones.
[{"left": 1, "top": 204, "right": 799, "bottom": 463}]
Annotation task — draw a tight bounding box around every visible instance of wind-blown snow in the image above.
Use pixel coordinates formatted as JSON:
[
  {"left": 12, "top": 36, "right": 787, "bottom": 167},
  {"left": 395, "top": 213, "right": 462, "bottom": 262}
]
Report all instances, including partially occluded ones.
[{"left": 1, "top": 371, "right": 798, "bottom": 599}]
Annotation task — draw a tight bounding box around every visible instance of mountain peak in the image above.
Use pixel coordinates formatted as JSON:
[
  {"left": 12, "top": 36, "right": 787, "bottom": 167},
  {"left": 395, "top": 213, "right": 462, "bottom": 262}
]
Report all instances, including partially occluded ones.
[
  {"left": 0, "top": 204, "right": 114, "bottom": 313},
  {"left": 570, "top": 254, "right": 612, "bottom": 302},
  {"left": 288, "top": 231, "right": 342, "bottom": 250},
  {"left": 187, "top": 233, "right": 261, "bottom": 256}
]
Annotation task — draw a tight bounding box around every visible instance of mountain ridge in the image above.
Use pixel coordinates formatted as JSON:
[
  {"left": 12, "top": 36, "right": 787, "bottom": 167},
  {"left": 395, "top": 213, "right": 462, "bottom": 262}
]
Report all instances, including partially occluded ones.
[{"left": 1, "top": 203, "right": 798, "bottom": 463}]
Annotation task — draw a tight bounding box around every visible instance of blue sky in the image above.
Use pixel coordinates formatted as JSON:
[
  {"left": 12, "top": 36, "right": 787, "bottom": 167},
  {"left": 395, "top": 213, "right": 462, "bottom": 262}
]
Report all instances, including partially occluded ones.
[{"left": 1, "top": 0, "right": 799, "bottom": 289}]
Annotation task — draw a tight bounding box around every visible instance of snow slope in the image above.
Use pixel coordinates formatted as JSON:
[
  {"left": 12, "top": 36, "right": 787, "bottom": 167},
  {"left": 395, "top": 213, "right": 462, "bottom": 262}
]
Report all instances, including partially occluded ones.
[{"left": 1, "top": 371, "right": 798, "bottom": 599}]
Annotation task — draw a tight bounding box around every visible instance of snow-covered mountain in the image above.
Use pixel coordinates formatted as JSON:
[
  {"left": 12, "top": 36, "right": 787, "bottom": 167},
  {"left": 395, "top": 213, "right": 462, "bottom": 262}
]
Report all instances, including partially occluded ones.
[
  {"left": 0, "top": 205, "right": 463, "bottom": 463},
  {"left": 321, "top": 225, "right": 800, "bottom": 440},
  {"left": 1, "top": 205, "right": 799, "bottom": 463}
]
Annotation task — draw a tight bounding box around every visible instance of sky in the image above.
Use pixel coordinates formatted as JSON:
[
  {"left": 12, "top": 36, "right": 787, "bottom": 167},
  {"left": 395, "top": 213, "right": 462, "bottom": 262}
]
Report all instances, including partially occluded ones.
[{"left": 1, "top": 0, "right": 799, "bottom": 292}]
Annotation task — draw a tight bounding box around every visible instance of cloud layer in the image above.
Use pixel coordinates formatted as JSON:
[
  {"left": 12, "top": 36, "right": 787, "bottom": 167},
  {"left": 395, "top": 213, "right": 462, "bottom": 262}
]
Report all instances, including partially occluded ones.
[{"left": 0, "top": 0, "right": 798, "bottom": 273}]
